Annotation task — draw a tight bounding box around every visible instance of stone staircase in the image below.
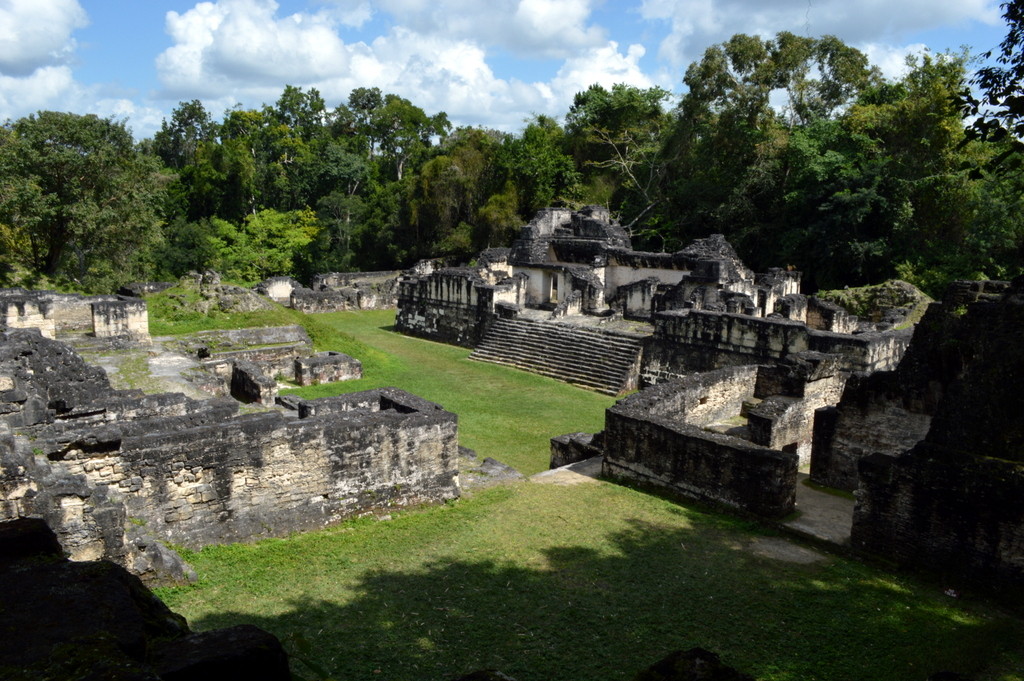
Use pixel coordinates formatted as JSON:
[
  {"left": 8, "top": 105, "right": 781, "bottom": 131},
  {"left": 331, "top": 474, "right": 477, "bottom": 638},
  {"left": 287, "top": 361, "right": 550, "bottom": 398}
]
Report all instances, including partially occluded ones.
[{"left": 469, "top": 317, "right": 644, "bottom": 395}]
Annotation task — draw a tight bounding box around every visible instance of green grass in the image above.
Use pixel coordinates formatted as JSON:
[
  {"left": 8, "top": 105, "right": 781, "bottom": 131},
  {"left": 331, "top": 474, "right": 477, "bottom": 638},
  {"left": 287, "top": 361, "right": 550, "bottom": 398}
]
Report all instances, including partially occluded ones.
[
  {"left": 157, "top": 483, "right": 1024, "bottom": 681},
  {"left": 280, "top": 310, "right": 615, "bottom": 475},
  {"left": 147, "top": 305, "right": 1024, "bottom": 681}
]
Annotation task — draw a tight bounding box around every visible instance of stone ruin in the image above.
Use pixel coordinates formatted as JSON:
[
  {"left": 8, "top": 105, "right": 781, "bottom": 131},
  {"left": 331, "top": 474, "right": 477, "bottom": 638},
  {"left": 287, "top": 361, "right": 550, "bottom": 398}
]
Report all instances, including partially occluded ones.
[
  {"left": 393, "top": 206, "right": 912, "bottom": 395},
  {"left": 840, "top": 278, "right": 1024, "bottom": 595},
  {"left": 556, "top": 276, "right": 1024, "bottom": 597},
  {"left": 0, "top": 327, "right": 460, "bottom": 583},
  {"left": 1, "top": 287, "right": 150, "bottom": 343},
  {"left": 255, "top": 269, "right": 402, "bottom": 312},
  {"left": 165, "top": 324, "right": 362, "bottom": 406}
]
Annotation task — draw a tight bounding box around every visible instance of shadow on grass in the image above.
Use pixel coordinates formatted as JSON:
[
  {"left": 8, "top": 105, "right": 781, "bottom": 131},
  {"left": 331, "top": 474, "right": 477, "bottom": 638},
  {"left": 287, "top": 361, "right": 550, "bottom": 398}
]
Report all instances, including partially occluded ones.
[{"left": 185, "top": 518, "right": 1022, "bottom": 681}]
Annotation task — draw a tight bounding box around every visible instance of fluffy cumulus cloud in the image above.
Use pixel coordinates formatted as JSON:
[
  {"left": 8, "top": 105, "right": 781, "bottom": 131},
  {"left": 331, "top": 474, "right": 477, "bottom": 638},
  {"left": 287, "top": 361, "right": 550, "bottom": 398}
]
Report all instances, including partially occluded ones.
[
  {"left": 152, "top": 0, "right": 653, "bottom": 131},
  {"left": 157, "top": 0, "right": 355, "bottom": 98},
  {"left": 640, "top": 0, "right": 1001, "bottom": 72},
  {"left": 0, "top": 0, "right": 88, "bottom": 76},
  {"left": 0, "top": 0, "right": 88, "bottom": 121},
  {"left": 373, "top": 0, "right": 606, "bottom": 58}
]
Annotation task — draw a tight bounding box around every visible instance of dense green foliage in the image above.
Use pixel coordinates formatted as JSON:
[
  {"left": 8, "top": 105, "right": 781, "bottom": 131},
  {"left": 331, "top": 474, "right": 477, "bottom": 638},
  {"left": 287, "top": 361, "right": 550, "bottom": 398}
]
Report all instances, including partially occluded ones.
[{"left": 3, "top": 26, "right": 1024, "bottom": 295}]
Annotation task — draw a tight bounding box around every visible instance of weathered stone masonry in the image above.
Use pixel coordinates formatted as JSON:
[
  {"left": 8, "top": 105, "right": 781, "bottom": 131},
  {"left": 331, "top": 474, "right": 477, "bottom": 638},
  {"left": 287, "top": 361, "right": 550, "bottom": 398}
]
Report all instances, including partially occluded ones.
[
  {"left": 847, "top": 276, "right": 1024, "bottom": 595},
  {"left": 601, "top": 368, "right": 799, "bottom": 518},
  {"left": 0, "top": 329, "right": 459, "bottom": 577}
]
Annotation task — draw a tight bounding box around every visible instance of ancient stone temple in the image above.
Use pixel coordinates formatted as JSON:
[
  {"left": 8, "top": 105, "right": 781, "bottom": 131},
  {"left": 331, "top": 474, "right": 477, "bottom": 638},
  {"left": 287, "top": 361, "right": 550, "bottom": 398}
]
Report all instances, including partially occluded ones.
[{"left": 395, "top": 206, "right": 911, "bottom": 395}]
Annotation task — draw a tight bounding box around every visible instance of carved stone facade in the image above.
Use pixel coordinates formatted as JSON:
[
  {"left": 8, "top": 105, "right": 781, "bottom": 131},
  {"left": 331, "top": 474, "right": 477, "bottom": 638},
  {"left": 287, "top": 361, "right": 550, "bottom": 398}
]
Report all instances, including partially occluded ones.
[{"left": 395, "top": 206, "right": 910, "bottom": 392}]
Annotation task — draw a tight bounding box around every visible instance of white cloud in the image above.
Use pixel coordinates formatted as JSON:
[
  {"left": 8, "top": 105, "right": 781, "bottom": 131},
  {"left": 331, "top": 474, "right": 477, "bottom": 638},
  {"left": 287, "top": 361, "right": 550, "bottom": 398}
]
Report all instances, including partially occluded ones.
[
  {"left": 0, "top": 66, "right": 77, "bottom": 121},
  {"left": 0, "top": 0, "right": 88, "bottom": 76},
  {"left": 374, "top": 0, "right": 606, "bottom": 58},
  {"left": 640, "top": 0, "right": 1001, "bottom": 69},
  {"left": 550, "top": 41, "right": 657, "bottom": 108},
  {"left": 157, "top": 0, "right": 354, "bottom": 98}
]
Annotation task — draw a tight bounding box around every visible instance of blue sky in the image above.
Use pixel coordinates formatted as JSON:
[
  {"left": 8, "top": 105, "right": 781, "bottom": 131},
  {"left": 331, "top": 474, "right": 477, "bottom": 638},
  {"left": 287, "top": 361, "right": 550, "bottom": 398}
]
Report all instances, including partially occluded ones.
[{"left": 0, "top": 0, "right": 1009, "bottom": 139}]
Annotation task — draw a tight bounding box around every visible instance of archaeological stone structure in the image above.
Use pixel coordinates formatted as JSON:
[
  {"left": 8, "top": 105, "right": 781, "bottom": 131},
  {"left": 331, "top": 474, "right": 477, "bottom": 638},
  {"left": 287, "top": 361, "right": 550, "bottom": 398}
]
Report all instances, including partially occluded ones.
[
  {"left": 558, "top": 352, "right": 846, "bottom": 518},
  {"left": 164, "top": 324, "right": 363, "bottom": 405},
  {"left": 1, "top": 287, "right": 150, "bottom": 342},
  {"left": 256, "top": 269, "right": 402, "bottom": 313},
  {"left": 553, "top": 275, "right": 1024, "bottom": 596},
  {"left": 836, "top": 277, "right": 1024, "bottom": 595},
  {"left": 0, "top": 328, "right": 459, "bottom": 582},
  {"left": 394, "top": 206, "right": 911, "bottom": 395}
]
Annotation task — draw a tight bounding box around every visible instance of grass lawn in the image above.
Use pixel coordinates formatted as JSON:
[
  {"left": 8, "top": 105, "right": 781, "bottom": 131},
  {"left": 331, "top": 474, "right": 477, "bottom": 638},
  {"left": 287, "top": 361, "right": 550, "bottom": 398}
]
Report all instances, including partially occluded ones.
[
  {"left": 280, "top": 309, "right": 616, "bottom": 475},
  {"left": 151, "top": 306, "right": 1024, "bottom": 681}
]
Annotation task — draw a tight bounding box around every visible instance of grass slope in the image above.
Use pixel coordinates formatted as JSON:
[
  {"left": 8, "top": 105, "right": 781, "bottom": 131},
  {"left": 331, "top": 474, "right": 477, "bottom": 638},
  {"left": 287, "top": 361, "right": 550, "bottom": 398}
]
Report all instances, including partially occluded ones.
[
  {"left": 281, "top": 310, "right": 615, "bottom": 475},
  {"left": 149, "top": 306, "right": 1024, "bottom": 681}
]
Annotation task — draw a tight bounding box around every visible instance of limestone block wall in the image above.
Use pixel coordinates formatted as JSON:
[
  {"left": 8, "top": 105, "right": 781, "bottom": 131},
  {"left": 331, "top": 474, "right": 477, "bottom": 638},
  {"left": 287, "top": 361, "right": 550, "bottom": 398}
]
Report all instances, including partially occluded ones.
[
  {"left": 230, "top": 361, "right": 277, "bottom": 406},
  {"left": 1, "top": 298, "right": 56, "bottom": 338},
  {"left": 806, "top": 297, "right": 857, "bottom": 334},
  {"left": 618, "top": 278, "right": 661, "bottom": 319},
  {"left": 747, "top": 361, "right": 848, "bottom": 467},
  {"left": 395, "top": 269, "right": 526, "bottom": 347},
  {"left": 641, "top": 310, "right": 910, "bottom": 386},
  {"left": 603, "top": 386, "right": 797, "bottom": 518},
  {"left": 92, "top": 298, "right": 149, "bottom": 340},
  {"left": 294, "top": 352, "right": 362, "bottom": 386},
  {"left": 37, "top": 388, "right": 459, "bottom": 551},
  {"left": 256, "top": 277, "right": 303, "bottom": 304},
  {"left": 1, "top": 290, "right": 150, "bottom": 342},
  {"left": 810, "top": 372, "right": 932, "bottom": 490},
  {"left": 49, "top": 293, "right": 118, "bottom": 333},
  {"left": 853, "top": 445, "right": 1024, "bottom": 596},
  {"left": 291, "top": 288, "right": 355, "bottom": 313}
]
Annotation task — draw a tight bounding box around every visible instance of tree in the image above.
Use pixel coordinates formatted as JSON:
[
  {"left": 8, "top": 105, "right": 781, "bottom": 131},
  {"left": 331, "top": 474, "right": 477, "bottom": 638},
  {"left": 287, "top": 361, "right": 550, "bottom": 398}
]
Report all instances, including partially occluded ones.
[
  {"left": 153, "top": 100, "right": 219, "bottom": 169},
  {"left": 498, "top": 116, "right": 579, "bottom": 217},
  {"left": 0, "top": 112, "right": 166, "bottom": 290},
  {"left": 565, "top": 83, "right": 671, "bottom": 228},
  {"left": 962, "top": 0, "right": 1024, "bottom": 169}
]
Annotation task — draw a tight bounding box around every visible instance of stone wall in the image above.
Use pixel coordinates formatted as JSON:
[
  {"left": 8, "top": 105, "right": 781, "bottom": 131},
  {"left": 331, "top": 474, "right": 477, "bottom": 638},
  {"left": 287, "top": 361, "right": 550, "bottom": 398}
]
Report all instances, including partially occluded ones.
[
  {"left": 806, "top": 296, "right": 857, "bottom": 334},
  {"left": 1, "top": 331, "right": 461, "bottom": 577},
  {"left": 640, "top": 309, "right": 910, "bottom": 385},
  {"left": 810, "top": 372, "right": 932, "bottom": 490},
  {"left": 602, "top": 375, "right": 798, "bottom": 518},
  {"left": 847, "top": 276, "right": 1024, "bottom": 595},
  {"left": 0, "top": 295, "right": 55, "bottom": 338},
  {"left": 395, "top": 268, "right": 527, "bottom": 347},
  {"left": 92, "top": 297, "right": 149, "bottom": 340},
  {"left": 295, "top": 351, "right": 362, "bottom": 386},
  {"left": 292, "top": 270, "right": 402, "bottom": 311},
  {"left": 0, "top": 289, "right": 150, "bottom": 342},
  {"left": 230, "top": 360, "right": 277, "bottom": 406},
  {"left": 255, "top": 276, "right": 304, "bottom": 304}
]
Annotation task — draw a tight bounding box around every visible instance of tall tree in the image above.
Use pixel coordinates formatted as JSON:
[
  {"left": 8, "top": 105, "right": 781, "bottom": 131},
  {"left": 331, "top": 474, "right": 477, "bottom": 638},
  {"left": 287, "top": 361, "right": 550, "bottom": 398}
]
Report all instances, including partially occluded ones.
[
  {"left": 153, "top": 100, "right": 219, "bottom": 169},
  {"left": 962, "top": 0, "right": 1024, "bottom": 169},
  {"left": 0, "top": 112, "right": 166, "bottom": 290}
]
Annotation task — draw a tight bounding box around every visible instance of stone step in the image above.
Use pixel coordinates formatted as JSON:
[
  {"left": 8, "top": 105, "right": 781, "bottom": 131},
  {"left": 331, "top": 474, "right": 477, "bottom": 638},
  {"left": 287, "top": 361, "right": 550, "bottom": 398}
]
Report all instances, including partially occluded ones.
[
  {"left": 473, "top": 341, "right": 636, "bottom": 368},
  {"left": 470, "top": 351, "right": 629, "bottom": 383},
  {"left": 469, "top": 317, "right": 642, "bottom": 395},
  {"left": 477, "top": 322, "right": 639, "bottom": 356}
]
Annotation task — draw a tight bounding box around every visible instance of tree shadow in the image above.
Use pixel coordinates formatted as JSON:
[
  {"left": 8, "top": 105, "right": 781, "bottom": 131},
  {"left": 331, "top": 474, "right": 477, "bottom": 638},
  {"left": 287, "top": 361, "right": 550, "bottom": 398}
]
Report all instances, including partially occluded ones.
[{"left": 186, "top": 517, "right": 1023, "bottom": 681}]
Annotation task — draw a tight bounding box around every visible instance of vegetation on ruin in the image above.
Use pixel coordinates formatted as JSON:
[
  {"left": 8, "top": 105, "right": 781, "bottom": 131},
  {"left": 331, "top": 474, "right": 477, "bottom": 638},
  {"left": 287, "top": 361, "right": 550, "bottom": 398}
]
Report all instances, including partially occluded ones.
[
  {"left": 814, "top": 280, "right": 933, "bottom": 328},
  {"left": 5, "top": 14, "right": 1024, "bottom": 297}
]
